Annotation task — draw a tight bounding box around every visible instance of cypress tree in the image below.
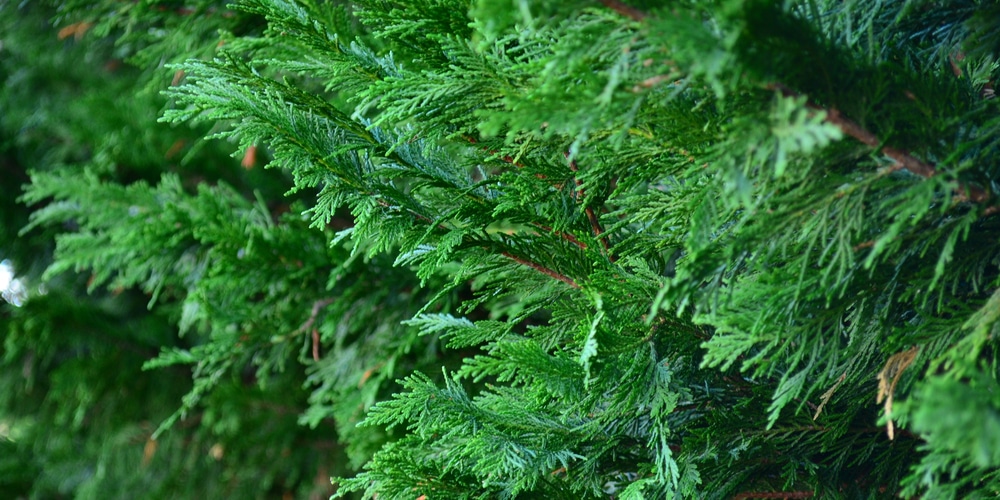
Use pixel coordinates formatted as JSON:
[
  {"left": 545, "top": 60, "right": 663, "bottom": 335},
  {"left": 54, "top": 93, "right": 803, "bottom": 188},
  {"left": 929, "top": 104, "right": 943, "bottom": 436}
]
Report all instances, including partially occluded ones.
[{"left": 4, "top": 1, "right": 1000, "bottom": 498}]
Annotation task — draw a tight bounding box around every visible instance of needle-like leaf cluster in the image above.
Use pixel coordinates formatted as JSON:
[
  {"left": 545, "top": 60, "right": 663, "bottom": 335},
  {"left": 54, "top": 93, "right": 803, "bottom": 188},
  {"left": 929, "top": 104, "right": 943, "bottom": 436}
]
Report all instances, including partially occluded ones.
[{"left": 9, "top": 0, "right": 1000, "bottom": 498}]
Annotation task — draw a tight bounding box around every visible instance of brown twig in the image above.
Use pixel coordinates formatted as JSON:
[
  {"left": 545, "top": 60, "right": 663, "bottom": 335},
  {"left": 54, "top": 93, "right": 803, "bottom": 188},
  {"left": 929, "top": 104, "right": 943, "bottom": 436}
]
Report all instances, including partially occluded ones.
[
  {"left": 591, "top": 6, "right": 993, "bottom": 210},
  {"left": 373, "top": 163, "right": 584, "bottom": 289},
  {"left": 463, "top": 136, "right": 611, "bottom": 253},
  {"left": 598, "top": 0, "right": 647, "bottom": 21},
  {"left": 824, "top": 109, "right": 938, "bottom": 179},
  {"left": 632, "top": 74, "right": 675, "bottom": 92},
  {"left": 733, "top": 492, "right": 814, "bottom": 499},
  {"left": 852, "top": 240, "right": 876, "bottom": 251},
  {"left": 501, "top": 251, "right": 579, "bottom": 288},
  {"left": 293, "top": 298, "right": 334, "bottom": 361},
  {"left": 300, "top": 298, "right": 335, "bottom": 332},
  {"left": 464, "top": 137, "right": 590, "bottom": 248},
  {"left": 566, "top": 154, "right": 615, "bottom": 260},
  {"left": 311, "top": 328, "right": 321, "bottom": 361},
  {"left": 532, "top": 223, "right": 588, "bottom": 250},
  {"left": 768, "top": 83, "right": 989, "bottom": 204}
]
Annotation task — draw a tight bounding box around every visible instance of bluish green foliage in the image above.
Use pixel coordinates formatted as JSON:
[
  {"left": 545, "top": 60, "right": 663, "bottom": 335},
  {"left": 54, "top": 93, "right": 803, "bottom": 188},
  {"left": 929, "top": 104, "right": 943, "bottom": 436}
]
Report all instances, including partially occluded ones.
[{"left": 5, "top": 0, "right": 1000, "bottom": 498}]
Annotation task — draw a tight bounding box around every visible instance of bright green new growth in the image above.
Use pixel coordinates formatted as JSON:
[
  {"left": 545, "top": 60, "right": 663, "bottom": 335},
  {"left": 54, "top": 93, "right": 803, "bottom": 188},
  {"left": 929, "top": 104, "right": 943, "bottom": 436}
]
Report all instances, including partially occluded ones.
[{"left": 14, "top": 0, "right": 1000, "bottom": 498}]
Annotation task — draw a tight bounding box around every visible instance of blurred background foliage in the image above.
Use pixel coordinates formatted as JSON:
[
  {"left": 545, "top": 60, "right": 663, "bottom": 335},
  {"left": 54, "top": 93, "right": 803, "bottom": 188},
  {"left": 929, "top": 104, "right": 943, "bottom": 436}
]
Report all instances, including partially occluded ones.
[
  {"left": 5, "top": 0, "right": 1000, "bottom": 498},
  {"left": 0, "top": 2, "right": 445, "bottom": 498}
]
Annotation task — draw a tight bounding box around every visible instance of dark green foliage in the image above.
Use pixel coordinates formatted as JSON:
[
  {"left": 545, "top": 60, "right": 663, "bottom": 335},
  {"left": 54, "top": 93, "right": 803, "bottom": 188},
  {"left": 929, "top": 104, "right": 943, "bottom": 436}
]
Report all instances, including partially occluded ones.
[{"left": 4, "top": 0, "right": 1000, "bottom": 498}]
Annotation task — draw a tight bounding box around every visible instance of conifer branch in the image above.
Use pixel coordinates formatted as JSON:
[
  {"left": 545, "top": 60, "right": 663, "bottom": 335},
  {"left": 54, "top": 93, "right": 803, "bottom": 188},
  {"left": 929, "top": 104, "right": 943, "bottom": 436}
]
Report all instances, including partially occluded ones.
[
  {"left": 500, "top": 251, "right": 579, "bottom": 288},
  {"left": 301, "top": 298, "right": 335, "bottom": 333},
  {"left": 733, "top": 492, "right": 814, "bottom": 499},
  {"left": 768, "top": 83, "right": 990, "bottom": 204},
  {"left": 823, "top": 109, "right": 934, "bottom": 178},
  {"left": 371, "top": 172, "right": 584, "bottom": 285},
  {"left": 464, "top": 136, "right": 593, "bottom": 250},
  {"left": 531, "top": 223, "right": 588, "bottom": 250},
  {"left": 27, "top": 2, "right": 1000, "bottom": 497},
  {"left": 591, "top": 4, "right": 993, "bottom": 206},
  {"left": 566, "top": 154, "right": 614, "bottom": 261},
  {"left": 291, "top": 297, "right": 334, "bottom": 361},
  {"left": 311, "top": 328, "right": 321, "bottom": 362}
]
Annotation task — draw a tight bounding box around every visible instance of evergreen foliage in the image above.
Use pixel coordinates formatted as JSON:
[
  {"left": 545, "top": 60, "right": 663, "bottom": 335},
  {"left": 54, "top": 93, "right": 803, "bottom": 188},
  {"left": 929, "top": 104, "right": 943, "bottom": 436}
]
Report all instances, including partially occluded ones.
[{"left": 5, "top": 0, "right": 1000, "bottom": 498}]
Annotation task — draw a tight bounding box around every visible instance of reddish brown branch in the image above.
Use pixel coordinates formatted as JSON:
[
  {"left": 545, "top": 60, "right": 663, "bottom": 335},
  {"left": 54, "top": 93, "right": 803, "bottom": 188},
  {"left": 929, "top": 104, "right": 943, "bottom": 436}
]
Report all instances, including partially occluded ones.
[
  {"left": 376, "top": 156, "right": 587, "bottom": 285},
  {"left": 852, "top": 239, "right": 875, "bottom": 251},
  {"left": 566, "top": 154, "right": 615, "bottom": 261},
  {"left": 501, "top": 251, "right": 579, "bottom": 288},
  {"left": 311, "top": 328, "right": 321, "bottom": 362},
  {"left": 768, "top": 83, "right": 990, "bottom": 204},
  {"left": 463, "top": 136, "right": 607, "bottom": 252},
  {"left": 293, "top": 298, "right": 334, "bottom": 361},
  {"left": 824, "top": 109, "right": 938, "bottom": 179},
  {"left": 532, "top": 223, "right": 588, "bottom": 250},
  {"left": 632, "top": 74, "right": 675, "bottom": 92},
  {"left": 598, "top": 0, "right": 647, "bottom": 21},
  {"left": 300, "top": 298, "right": 335, "bottom": 332},
  {"left": 463, "top": 135, "right": 526, "bottom": 169},
  {"left": 733, "top": 492, "right": 813, "bottom": 499}
]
